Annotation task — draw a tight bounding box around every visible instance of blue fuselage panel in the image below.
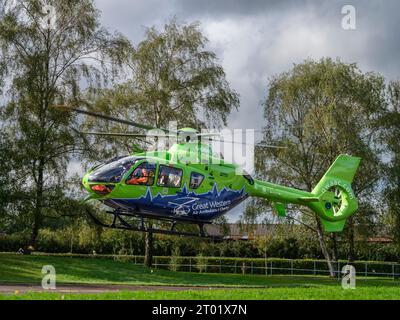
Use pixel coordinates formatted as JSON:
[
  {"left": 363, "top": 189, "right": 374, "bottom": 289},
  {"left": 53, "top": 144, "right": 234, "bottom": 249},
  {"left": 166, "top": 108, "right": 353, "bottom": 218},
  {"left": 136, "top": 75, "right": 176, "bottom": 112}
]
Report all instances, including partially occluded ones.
[{"left": 102, "top": 184, "right": 248, "bottom": 221}]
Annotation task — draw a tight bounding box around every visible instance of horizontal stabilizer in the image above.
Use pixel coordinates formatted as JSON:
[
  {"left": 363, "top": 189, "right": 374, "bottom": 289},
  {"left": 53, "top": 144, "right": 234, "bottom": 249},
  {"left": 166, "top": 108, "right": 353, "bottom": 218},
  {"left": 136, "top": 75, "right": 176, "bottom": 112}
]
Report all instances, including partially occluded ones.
[{"left": 298, "top": 196, "right": 320, "bottom": 203}]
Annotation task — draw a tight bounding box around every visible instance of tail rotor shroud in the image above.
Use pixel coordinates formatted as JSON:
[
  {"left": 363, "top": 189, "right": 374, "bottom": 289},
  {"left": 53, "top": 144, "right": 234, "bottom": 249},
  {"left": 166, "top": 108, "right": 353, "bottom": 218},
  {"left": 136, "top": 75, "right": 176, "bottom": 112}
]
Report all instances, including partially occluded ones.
[{"left": 250, "top": 154, "right": 361, "bottom": 232}]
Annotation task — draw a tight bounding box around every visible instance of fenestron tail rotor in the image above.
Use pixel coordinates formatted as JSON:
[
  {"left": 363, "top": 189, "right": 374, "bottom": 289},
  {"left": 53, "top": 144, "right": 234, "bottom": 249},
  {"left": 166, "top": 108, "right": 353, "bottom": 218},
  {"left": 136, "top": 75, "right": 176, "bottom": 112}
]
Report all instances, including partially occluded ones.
[{"left": 330, "top": 186, "right": 344, "bottom": 217}]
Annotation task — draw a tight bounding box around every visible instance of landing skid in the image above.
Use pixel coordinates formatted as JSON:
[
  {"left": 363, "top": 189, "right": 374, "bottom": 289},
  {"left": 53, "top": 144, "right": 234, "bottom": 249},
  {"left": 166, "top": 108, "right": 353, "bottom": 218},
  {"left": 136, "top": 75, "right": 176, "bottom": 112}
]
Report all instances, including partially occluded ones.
[{"left": 86, "top": 209, "right": 222, "bottom": 239}]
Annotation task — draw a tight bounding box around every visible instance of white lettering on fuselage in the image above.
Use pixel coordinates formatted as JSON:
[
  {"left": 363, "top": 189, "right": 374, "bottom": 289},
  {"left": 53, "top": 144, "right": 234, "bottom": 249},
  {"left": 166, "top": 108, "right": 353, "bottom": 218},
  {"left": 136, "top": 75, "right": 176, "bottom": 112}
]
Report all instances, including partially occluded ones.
[
  {"left": 192, "top": 200, "right": 231, "bottom": 211},
  {"left": 191, "top": 200, "right": 232, "bottom": 215}
]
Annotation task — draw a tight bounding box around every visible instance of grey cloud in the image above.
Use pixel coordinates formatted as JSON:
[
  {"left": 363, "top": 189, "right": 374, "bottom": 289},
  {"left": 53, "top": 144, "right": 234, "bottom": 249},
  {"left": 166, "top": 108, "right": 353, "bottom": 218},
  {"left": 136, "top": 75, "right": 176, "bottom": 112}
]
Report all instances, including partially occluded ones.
[
  {"left": 95, "top": 0, "right": 176, "bottom": 43},
  {"left": 174, "top": 0, "right": 300, "bottom": 19}
]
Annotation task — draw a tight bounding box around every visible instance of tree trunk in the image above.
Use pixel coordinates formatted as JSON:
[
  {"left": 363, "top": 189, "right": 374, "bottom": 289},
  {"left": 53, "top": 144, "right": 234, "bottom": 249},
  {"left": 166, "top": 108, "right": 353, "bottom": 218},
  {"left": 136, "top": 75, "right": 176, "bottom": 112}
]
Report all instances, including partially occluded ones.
[
  {"left": 316, "top": 218, "right": 335, "bottom": 277},
  {"left": 348, "top": 216, "right": 355, "bottom": 262},
  {"left": 30, "top": 159, "right": 44, "bottom": 249},
  {"left": 144, "top": 231, "right": 153, "bottom": 268},
  {"left": 331, "top": 233, "right": 338, "bottom": 262}
]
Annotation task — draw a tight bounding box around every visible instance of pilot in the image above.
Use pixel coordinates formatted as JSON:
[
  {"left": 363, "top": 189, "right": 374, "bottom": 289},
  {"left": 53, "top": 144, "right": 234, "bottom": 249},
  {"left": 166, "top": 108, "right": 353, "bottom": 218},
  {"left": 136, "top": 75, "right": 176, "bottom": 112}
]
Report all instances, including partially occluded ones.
[{"left": 127, "top": 167, "right": 149, "bottom": 185}]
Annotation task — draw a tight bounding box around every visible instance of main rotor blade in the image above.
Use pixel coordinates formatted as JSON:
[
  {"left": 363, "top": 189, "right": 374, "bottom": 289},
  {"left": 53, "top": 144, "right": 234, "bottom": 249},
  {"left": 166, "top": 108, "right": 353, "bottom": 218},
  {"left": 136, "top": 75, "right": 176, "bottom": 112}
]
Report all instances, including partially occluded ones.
[
  {"left": 196, "top": 133, "right": 221, "bottom": 137},
  {"left": 208, "top": 138, "right": 287, "bottom": 149},
  {"left": 54, "top": 105, "right": 174, "bottom": 133},
  {"left": 81, "top": 131, "right": 176, "bottom": 138},
  {"left": 256, "top": 143, "right": 288, "bottom": 149},
  {"left": 79, "top": 131, "right": 154, "bottom": 145}
]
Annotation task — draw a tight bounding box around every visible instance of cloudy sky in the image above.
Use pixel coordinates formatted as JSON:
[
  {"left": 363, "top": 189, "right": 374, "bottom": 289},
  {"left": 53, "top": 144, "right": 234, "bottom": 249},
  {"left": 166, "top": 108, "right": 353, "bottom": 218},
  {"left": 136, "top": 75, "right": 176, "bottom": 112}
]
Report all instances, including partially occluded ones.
[
  {"left": 90, "top": 0, "right": 399, "bottom": 221},
  {"left": 95, "top": 0, "right": 400, "bottom": 133}
]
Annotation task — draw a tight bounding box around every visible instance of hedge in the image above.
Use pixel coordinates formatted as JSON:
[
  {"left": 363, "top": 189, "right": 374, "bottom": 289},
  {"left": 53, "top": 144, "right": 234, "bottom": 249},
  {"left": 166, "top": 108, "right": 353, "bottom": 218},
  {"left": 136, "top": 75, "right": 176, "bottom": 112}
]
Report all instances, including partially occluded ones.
[{"left": 2, "top": 252, "right": 399, "bottom": 278}]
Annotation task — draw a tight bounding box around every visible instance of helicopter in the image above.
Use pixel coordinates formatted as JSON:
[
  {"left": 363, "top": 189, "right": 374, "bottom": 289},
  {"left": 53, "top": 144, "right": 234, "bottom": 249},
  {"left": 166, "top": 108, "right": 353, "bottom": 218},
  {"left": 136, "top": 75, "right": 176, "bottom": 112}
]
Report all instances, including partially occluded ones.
[{"left": 57, "top": 105, "right": 361, "bottom": 238}]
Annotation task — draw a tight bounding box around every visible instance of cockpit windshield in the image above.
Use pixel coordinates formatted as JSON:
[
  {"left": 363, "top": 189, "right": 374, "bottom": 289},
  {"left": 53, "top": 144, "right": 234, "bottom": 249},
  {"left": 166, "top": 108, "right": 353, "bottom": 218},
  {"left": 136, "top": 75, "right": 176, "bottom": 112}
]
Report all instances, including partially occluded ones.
[{"left": 88, "top": 156, "right": 140, "bottom": 183}]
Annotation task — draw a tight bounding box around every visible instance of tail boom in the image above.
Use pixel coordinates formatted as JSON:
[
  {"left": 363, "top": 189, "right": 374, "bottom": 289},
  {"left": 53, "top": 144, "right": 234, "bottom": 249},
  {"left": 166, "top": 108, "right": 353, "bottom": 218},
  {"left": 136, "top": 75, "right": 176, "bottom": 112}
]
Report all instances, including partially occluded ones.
[{"left": 249, "top": 154, "right": 361, "bottom": 232}]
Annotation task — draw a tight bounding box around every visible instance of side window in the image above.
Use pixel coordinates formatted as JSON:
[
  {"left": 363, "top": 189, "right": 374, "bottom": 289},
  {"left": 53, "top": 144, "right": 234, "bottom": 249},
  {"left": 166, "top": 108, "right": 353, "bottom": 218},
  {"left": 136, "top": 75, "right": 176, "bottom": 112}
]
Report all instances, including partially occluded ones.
[
  {"left": 126, "top": 162, "right": 156, "bottom": 186},
  {"left": 157, "top": 165, "right": 183, "bottom": 188},
  {"left": 189, "top": 172, "right": 204, "bottom": 189}
]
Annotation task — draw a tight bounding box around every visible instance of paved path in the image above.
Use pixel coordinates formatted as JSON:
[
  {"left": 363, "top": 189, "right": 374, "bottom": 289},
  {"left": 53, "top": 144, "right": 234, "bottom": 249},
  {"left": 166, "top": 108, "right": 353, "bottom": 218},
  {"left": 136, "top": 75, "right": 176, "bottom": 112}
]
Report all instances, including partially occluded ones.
[{"left": 0, "top": 284, "right": 234, "bottom": 294}]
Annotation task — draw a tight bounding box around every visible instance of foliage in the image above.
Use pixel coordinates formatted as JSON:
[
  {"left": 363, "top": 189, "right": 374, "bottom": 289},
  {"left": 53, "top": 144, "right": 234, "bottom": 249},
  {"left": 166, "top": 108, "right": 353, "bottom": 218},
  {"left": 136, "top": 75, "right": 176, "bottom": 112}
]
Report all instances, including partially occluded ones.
[
  {"left": 83, "top": 18, "right": 240, "bottom": 161},
  {"left": 0, "top": 0, "right": 129, "bottom": 245},
  {"left": 168, "top": 246, "right": 182, "bottom": 272},
  {"left": 379, "top": 81, "right": 400, "bottom": 247},
  {"left": 1, "top": 221, "right": 399, "bottom": 261},
  {"left": 3, "top": 286, "right": 400, "bottom": 300},
  {"left": 91, "top": 18, "right": 239, "bottom": 131},
  {"left": 247, "top": 58, "right": 387, "bottom": 274},
  {"left": 195, "top": 253, "right": 208, "bottom": 273}
]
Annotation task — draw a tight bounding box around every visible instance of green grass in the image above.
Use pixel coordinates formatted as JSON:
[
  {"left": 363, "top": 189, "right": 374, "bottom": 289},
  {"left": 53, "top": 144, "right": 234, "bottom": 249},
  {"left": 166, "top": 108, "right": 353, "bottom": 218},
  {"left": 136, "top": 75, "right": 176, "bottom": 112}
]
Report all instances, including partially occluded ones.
[
  {"left": 1, "top": 253, "right": 399, "bottom": 300},
  {"left": 2, "top": 287, "right": 400, "bottom": 300}
]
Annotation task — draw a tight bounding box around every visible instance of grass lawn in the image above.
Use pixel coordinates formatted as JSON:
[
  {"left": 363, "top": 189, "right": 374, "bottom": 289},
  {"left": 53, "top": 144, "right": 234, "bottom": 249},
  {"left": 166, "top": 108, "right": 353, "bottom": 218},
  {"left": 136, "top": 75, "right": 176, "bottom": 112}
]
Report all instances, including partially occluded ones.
[
  {"left": 0, "top": 253, "right": 399, "bottom": 300},
  {"left": 2, "top": 287, "right": 400, "bottom": 300}
]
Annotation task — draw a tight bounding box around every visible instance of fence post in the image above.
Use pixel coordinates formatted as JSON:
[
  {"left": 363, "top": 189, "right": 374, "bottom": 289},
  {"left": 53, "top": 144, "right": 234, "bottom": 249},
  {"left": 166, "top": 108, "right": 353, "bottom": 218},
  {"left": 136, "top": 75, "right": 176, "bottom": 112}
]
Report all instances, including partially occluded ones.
[
  {"left": 220, "top": 260, "right": 222, "bottom": 273},
  {"left": 234, "top": 261, "right": 237, "bottom": 274},
  {"left": 313, "top": 261, "right": 316, "bottom": 275},
  {"left": 291, "top": 260, "right": 293, "bottom": 275},
  {"left": 251, "top": 261, "right": 253, "bottom": 274},
  {"left": 271, "top": 261, "right": 273, "bottom": 275},
  {"left": 365, "top": 262, "right": 368, "bottom": 277},
  {"left": 393, "top": 263, "right": 395, "bottom": 280},
  {"left": 154, "top": 257, "right": 157, "bottom": 269},
  {"left": 265, "top": 259, "right": 267, "bottom": 276},
  {"left": 189, "top": 258, "right": 192, "bottom": 273},
  {"left": 134, "top": 255, "right": 137, "bottom": 265}
]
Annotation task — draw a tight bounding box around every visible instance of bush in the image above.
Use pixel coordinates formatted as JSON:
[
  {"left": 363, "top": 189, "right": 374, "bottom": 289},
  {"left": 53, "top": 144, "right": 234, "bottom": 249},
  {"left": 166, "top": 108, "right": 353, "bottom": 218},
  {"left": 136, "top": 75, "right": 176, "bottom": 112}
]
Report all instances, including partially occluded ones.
[
  {"left": 1, "top": 222, "right": 400, "bottom": 262},
  {"left": 169, "top": 247, "right": 182, "bottom": 271},
  {"left": 168, "top": 247, "right": 182, "bottom": 272},
  {"left": 195, "top": 253, "right": 208, "bottom": 273},
  {"left": 0, "top": 232, "right": 30, "bottom": 252}
]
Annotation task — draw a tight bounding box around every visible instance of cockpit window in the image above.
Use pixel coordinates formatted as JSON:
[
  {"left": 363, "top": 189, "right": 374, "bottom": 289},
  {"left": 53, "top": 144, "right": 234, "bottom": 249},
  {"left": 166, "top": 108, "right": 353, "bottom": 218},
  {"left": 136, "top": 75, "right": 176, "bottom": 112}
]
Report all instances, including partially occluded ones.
[
  {"left": 88, "top": 156, "right": 139, "bottom": 183},
  {"left": 157, "top": 165, "right": 183, "bottom": 188},
  {"left": 126, "top": 162, "right": 156, "bottom": 186},
  {"left": 189, "top": 172, "right": 204, "bottom": 189}
]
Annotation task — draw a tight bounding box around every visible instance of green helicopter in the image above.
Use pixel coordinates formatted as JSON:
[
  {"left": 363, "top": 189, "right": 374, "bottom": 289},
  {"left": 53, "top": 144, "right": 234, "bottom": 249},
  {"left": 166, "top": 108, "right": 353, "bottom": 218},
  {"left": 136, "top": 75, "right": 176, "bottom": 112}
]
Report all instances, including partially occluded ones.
[{"left": 58, "top": 105, "right": 361, "bottom": 237}]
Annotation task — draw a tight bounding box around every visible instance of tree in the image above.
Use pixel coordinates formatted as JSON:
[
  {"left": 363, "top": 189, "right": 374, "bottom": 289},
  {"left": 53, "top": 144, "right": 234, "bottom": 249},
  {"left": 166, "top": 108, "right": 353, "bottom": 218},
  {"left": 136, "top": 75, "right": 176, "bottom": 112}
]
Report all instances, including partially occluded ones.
[
  {"left": 89, "top": 19, "right": 239, "bottom": 267},
  {"left": 255, "top": 58, "right": 385, "bottom": 276},
  {"left": 0, "top": 127, "right": 15, "bottom": 231},
  {"left": 381, "top": 81, "right": 400, "bottom": 251},
  {"left": 0, "top": 0, "right": 129, "bottom": 246}
]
